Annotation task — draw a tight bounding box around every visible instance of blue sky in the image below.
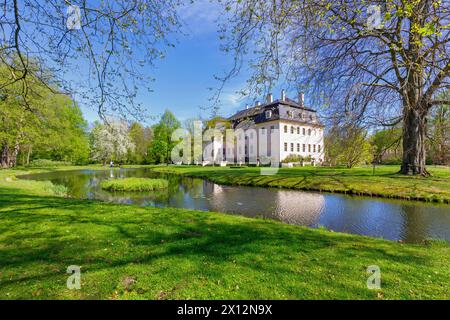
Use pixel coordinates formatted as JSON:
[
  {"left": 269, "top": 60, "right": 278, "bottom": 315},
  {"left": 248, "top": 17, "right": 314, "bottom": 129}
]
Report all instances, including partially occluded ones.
[
  {"left": 79, "top": 1, "right": 300, "bottom": 126},
  {"left": 80, "top": 1, "right": 247, "bottom": 126}
]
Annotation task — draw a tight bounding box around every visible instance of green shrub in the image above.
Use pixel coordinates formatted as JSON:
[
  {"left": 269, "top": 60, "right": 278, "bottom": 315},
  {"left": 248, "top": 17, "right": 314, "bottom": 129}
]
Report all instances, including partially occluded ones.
[
  {"left": 27, "top": 159, "right": 72, "bottom": 167},
  {"left": 100, "top": 178, "right": 169, "bottom": 192},
  {"left": 281, "top": 154, "right": 303, "bottom": 163}
]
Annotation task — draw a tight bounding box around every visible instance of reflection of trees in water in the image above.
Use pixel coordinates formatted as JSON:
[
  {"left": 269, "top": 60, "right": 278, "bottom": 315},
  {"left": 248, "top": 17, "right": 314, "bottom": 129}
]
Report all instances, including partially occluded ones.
[{"left": 399, "top": 204, "right": 450, "bottom": 243}]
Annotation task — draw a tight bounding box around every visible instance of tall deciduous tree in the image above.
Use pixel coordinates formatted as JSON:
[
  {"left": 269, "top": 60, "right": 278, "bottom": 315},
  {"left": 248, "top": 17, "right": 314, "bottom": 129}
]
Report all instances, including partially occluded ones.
[
  {"left": 0, "top": 64, "right": 89, "bottom": 168},
  {"left": 148, "top": 110, "right": 180, "bottom": 164},
  {"left": 218, "top": 0, "right": 449, "bottom": 175},
  {"left": 128, "top": 122, "right": 153, "bottom": 164},
  {"left": 89, "top": 119, "right": 135, "bottom": 164}
]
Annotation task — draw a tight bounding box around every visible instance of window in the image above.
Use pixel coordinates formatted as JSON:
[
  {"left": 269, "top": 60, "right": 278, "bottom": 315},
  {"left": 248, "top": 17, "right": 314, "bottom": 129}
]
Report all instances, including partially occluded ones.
[
  {"left": 297, "top": 127, "right": 300, "bottom": 134},
  {"left": 265, "top": 110, "right": 272, "bottom": 119},
  {"left": 284, "top": 125, "right": 288, "bottom": 133},
  {"left": 313, "top": 145, "right": 316, "bottom": 152},
  {"left": 299, "top": 113, "right": 303, "bottom": 119},
  {"left": 287, "top": 111, "right": 294, "bottom": 119},
  {"left": 290, "top": 126, "right": 294, "bottom": 134},
  {"left": 308, "top": 129, "right": 311, "bottom": 136},
  {"left": 308, "top": 144, "right": 311, "bottom": 152},
  {"left": 297, "top": 143, "right": 300, "bottom": 152},
  {"left": 309, "top": 115, "right": 313, "bottom": 121},
  {"left": 318, "top": 145, "right": 321, "bottom": 153},
  {"left": 302, "top": 144, "right": 306, "bottom": 152},
  {"left": 291, "top": 143, "right": 294, "bottom": 152},
  {"left": 302, "top": 128, "right": 306, "bottom": 135},
  {"left": 284, "top": 143, "right": 288, "bottom": 152}
]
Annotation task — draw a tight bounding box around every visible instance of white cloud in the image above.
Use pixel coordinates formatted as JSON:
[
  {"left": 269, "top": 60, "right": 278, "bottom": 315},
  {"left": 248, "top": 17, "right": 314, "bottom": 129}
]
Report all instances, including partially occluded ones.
[
  {"left": 178, "top": 0, "right": 223, "bottom": 35},
  {"left": 222, "top": 91, "right": 243, "bottom": 107}
]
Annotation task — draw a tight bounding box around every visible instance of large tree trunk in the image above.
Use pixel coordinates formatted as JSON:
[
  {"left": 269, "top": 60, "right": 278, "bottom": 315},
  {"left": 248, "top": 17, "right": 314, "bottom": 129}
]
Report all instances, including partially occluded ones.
[
  {"left": 400, "top": 105, "right": 429, "bottom": 176},
  {"left": 1, "top": 142, "right": 11, "bottom": 168},
  {"left": 0, "top": 140, "right": 21, "bottom": 168}
]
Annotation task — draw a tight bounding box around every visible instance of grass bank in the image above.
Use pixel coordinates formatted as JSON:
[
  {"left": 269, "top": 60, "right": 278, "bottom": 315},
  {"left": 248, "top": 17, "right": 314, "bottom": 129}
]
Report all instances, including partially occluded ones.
[
  {"left": 151, "top": 165, "right": 450, "bottom": 203},
  {"left": 0, "top": 167, "right": 449, "bottom": 299}
]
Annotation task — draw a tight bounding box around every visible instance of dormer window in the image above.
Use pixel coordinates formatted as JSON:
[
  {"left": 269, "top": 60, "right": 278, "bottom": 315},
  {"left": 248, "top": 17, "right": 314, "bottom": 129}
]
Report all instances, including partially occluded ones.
[
  {"left": 287, "top": 110, "right": 294, "bottom": 118},
  {"left": 299, "top": 113, "right": 304, "bottom": 119},
  {"left": 309, "top": 115, "right": 313, "bottom": 121},
  {"left": 265, "top": 110, "right": 272, "bottom": 119}
]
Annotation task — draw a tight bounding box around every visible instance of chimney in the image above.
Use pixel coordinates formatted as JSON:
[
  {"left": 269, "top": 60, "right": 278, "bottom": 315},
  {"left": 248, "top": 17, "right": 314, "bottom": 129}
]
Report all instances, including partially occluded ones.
[
  {"left": 299, "top": 92, "right": 305, "bottom": 106},
  {"left": 266, "top": 93, "right": 273, "bottom": 103},
  {"left": 281, "top": 89, "right": 286, "bottom": 102}
]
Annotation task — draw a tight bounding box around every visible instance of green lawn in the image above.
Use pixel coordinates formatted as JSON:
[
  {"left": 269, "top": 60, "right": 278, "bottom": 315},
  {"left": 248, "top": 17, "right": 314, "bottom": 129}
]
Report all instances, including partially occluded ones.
[
  {"left": 151, "top": 165, "right": 450, "bottom": 203},
  {"left": 0, "top": 166, "right": 449, "bottom": 299}
]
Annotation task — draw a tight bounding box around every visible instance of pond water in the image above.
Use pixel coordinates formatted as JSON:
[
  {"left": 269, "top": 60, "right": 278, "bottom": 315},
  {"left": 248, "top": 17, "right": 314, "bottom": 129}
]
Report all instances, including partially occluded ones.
[{"left": 19, "top": 168, "right": 450, "bottom": 243}]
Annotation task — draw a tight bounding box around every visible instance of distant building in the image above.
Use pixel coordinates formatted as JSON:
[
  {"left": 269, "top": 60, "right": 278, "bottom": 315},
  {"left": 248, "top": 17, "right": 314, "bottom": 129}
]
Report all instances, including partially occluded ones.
[{"left": 205, "top": 90, "right": 325, "bottom": 166}]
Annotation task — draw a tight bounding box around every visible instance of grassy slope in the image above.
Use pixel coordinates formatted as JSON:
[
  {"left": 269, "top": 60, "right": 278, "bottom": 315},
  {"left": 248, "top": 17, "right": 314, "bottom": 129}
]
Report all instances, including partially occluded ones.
[
  {"left": 151, "top": 165, "right": 450, "bottom": 203},
  {"left": 0, "top": 167, "right": 449, "bottom": 299}
]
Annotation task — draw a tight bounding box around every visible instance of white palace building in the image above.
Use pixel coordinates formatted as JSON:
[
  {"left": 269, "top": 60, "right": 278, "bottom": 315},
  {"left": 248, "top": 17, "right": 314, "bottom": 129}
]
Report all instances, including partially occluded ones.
[{"left": 204, "top": 90, "right": 325, "bottom": 166}]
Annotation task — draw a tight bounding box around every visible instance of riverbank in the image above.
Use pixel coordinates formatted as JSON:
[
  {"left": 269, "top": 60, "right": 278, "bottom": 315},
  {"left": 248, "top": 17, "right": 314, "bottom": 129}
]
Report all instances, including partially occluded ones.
[
  {"left": 150, "top": 165, "right": 450, "bottom": 203},
  {"left": 0, "top": 166, "right": 449, "bottom": 299}
]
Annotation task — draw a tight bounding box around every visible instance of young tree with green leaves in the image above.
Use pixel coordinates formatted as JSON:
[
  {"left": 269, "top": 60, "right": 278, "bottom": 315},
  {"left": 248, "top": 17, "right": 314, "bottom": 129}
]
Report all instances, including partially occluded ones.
[
  {"left": 148, "top": 110, "right": 180, "bottom": 165},
  {"left": 427, "top": 91, "right": 449, "bottom": 165},
  {"left": 325, "top": 125, "right": 372, "bottom": 168},
  {"left": 370, "top": 128, "right": 402, "bottom": 164},
  {"left": 128, "top": 122, "right": 153, "bottom": 164}
]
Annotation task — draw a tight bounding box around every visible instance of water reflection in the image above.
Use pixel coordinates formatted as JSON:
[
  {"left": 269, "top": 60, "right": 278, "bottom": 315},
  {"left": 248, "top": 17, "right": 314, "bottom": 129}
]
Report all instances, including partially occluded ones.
[{"left": 19, "top": 168, "right": 450, "bottom": 243}]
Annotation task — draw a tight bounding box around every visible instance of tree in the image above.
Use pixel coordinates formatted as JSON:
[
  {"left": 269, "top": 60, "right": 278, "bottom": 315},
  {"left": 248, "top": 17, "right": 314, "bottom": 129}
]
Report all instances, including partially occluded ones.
[
  {"left": 325, "top": 125, "right": 372, "bottom": 168},
  {"left": 218, "top": 0, "right": 449, "bottom": 175},
  {"left": 1, "top": 0, "right": 182, "bottom": 118},
  {"left": 128, "top": 122, "right": 153, "bottom": 164},
  {"left": 148, "top": 110, "right": 180, "bottom": 164},
  {"left": 89, "top": 119, "right": 135, "bottom": 165},
  {"left": 0, "top": 64, "right": 89, "bottom": 167},
  {"left": 427, "top": 91, "right": 450, "bottom": 165},
  {"left": 370, "top": 128, "right": 402, "bottom": 164}
]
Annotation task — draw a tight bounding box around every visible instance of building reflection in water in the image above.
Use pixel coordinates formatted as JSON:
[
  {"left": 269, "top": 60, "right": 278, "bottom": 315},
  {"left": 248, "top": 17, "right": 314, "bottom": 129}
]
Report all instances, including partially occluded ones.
[{"left": 204, "top": 180, "right": 326, "bottom": 226}]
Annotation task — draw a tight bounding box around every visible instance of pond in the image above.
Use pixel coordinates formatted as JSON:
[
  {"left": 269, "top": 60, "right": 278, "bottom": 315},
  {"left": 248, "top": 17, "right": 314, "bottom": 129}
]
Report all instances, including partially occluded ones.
[{"left": 20, "top": 168, "right": 450, "bottom": 244}]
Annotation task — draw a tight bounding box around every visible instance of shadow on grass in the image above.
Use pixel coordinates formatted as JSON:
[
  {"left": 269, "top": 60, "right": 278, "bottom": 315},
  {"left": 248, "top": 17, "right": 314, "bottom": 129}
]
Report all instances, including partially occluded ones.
[{"left": 0, "top": 187, "right": 444, "bottom": 298}]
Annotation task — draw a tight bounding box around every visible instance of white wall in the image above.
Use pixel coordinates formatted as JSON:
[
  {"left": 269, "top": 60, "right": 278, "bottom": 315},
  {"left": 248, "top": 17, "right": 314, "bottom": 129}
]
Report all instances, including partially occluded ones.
[{"left": 278, "top": 121, "right": 324, "bottom": 162}]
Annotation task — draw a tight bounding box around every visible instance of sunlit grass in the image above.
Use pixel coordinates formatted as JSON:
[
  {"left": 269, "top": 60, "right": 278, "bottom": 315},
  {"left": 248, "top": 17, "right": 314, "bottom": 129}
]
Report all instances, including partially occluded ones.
[
  {"left": 100, "top": 178, "right": 168, "bottom": 192},
  {"left": 152, "top": 165, "right": 450, "bottom": 203},
  {"left": 0, "top": 185, "right": 448, "bottom": 299},
  {"left": 0, "top": 166, "right": 449, "bottom": 299}
]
